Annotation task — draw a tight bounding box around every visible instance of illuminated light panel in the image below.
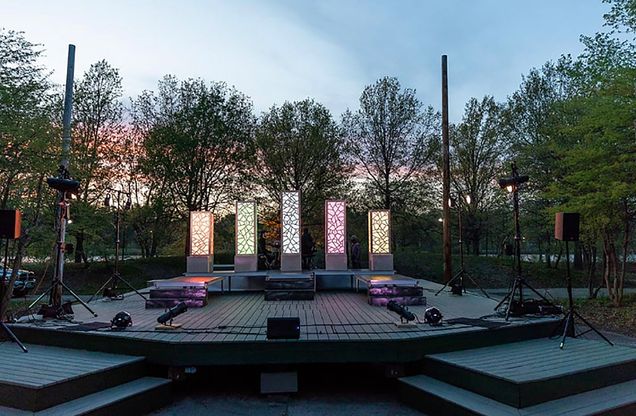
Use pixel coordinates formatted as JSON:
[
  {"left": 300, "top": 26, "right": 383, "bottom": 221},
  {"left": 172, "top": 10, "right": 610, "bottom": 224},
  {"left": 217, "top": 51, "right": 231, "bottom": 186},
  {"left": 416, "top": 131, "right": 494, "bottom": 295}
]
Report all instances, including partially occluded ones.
[
  {"left": 368, "top": 210, "right": 390, "bottom": 254},
  {"left": 281, "top": 191, "right": 300, "bottom": 255},
  {"left": 235, "top": 201, "right": 257, "bottom": 255},
  {"left": 325, "top": 200, "right": 346, "bottom": 254},
  {"left": 190, "top": 211, "right": 214, "bottom": 256}
]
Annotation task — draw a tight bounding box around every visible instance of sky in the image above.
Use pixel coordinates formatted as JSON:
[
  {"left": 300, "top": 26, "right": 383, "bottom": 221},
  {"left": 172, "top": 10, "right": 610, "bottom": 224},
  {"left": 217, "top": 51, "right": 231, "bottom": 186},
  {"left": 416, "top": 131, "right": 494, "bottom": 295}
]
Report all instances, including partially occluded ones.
[{"left": 2, "top": 0, "right": 609, "bottom": 121}]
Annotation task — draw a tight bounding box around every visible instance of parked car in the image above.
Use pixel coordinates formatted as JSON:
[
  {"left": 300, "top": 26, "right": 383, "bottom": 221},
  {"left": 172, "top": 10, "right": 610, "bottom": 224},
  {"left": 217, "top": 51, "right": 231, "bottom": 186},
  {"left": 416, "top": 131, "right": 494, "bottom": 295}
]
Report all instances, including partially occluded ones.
[{"left": 1, "top": 268, "right": 36, "bottom": 297}]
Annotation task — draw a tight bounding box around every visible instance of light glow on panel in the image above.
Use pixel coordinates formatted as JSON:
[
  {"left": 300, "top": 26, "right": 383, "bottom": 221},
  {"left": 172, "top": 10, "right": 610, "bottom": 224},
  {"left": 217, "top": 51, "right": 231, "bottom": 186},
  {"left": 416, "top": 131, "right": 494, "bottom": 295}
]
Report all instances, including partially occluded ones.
[
  {"left": 190, "top": 211, "right": 213, "bottom": 256},
  {"left": 325, "top": 200, "right": 346, "bottom": 254},
  {"left": 235, "top": 201, "right": 257, "bottom": 255},
  {"left": 281, "top": 191, "right": 300, "bottom": 255},
  {"left": 369, "top": 210, "right": 390, "bottom": 254}
]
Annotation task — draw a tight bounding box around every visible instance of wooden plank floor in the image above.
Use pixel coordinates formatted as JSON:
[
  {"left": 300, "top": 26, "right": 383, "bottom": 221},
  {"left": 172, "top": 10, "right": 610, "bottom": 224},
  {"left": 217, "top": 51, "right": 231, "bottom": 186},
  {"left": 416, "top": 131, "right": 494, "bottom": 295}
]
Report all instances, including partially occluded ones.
[
  {"left": 428, "top": 337, "right": 636, "bottom": 383},
  {"left": 13, "top": 278, "right": 553, "bottom": 345},
  {"left": 0, "top": 343, "right": 143, "bottom": 388}
]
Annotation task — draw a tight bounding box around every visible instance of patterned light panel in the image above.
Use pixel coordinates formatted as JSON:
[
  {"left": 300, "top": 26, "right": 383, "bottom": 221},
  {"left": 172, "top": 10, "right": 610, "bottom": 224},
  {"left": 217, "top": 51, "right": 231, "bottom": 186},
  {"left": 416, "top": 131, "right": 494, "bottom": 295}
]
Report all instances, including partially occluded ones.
[
  {"left": 190, "top": 211, "right": 213, "bottom": 256},
  {"left": 281, "top": 191, "right": 300, "bottom": 255},
  {"left": 325, "top": 200, "right": 346, "bottom": 254},
  {"left": 369, "top": 210, "right": 390, "bottom": 254},
  {"left": 235, "top": 201, "right": 257, "bottom": 255}
]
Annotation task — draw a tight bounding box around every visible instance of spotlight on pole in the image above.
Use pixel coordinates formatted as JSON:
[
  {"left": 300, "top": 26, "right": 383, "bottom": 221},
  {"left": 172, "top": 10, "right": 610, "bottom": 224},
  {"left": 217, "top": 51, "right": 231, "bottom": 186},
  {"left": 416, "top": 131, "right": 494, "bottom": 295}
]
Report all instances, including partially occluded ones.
[
  {"left": 156, "top": 302, "right": 188, "bottom": 330},
  {"left": 387, "top": 300, "right": 416, "bottom": 325},
  {"left": 498, "top": 175, "right": 529, "bottom": 191},
  {"left": 46, "top": 177, "right": 80, "bottom": 194}
]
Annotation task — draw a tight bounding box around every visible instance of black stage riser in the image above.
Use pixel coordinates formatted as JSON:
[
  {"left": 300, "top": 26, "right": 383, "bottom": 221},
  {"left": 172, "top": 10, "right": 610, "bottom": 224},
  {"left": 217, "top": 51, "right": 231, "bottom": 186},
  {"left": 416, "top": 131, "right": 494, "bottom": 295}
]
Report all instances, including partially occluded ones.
[
  {"left": 368, "top": 286, "right": 424, "bottom": 297},
  {"left": 149, "top": 288, "right": 208, "bottom": 299},
  {"left": 368, "top": 296, "right": 426, "bottom": 307},
  {"left": 264, "top": 281, "right": 315, "bottom": 290},
  {"left": 264, "top": 291, "right": 315, "bottom": 301},
  {"left": 145, "top": 298, "right": 207, "bottom": 309}
]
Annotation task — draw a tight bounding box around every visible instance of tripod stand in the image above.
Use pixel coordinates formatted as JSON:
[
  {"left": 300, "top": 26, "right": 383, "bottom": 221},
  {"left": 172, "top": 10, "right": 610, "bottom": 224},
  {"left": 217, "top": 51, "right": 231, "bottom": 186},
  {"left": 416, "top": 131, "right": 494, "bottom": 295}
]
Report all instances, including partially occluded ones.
[
  {"left": 494, "top": 163, "right": 555, "bottom": 321},
  {"left": 555, "top": 239, "right": 612, "bottom": 349},
  {"left": 436, "top": 196, "right": 490, "bottom": 298},
  {"left": 88, "top": 191, "right": 146, "bottom": 302},
  {"left": 28, "top": 192, "right": 97, "bottom": 318},
  {"left": 0, "top": 236, "right": 27, "bottom": 352}
]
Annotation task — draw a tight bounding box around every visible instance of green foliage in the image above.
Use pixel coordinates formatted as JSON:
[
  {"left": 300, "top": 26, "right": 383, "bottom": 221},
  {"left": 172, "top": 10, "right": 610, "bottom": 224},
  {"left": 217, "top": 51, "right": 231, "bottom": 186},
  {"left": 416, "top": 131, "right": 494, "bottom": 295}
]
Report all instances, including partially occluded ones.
[
  {"left": 342, "top": 76, "right": 440, "bottom": 212},
  {"left": 254, "top": 99, "right": 349, "bottom": 220},
  {"left": 134, "top": 76, "right": 255, "bottom": 213}
]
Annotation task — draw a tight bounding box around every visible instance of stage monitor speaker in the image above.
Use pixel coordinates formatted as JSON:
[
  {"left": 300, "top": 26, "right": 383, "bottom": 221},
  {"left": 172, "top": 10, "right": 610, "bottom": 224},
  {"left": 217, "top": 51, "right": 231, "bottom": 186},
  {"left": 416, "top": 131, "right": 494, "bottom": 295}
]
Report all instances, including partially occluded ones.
[
  {"left": 555, "top": 212, "right": 580, "bottom": 241},
  {"left": 0, "top": 210, "right": 21, "bottom": 239},
  {"left": 267, "top": 317, "right": 300, "bottom": 340}
]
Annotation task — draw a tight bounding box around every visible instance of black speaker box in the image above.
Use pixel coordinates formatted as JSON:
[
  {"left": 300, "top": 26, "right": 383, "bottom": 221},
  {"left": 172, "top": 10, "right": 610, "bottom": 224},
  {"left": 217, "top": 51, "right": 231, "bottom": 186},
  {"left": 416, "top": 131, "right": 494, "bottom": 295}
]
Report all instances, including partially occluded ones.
[
  {"left": 267, "top": 317, "right": 300, "bottom": 340},
  {"left": 0, "top": 210, "right": 21, "bottom": 239},
  {"left": 555, "top": 212, "right": 580, "bottom": 241}
]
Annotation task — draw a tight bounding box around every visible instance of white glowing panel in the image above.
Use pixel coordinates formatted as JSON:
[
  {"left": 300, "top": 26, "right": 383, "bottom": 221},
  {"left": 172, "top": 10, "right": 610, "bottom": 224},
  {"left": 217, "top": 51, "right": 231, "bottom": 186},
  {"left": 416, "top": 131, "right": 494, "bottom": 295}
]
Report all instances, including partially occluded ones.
[
  {"left": 190, "top": 211, "right": 213, "bottom": 256},
  {"left": 368, "top": 210, "right": 391, "bottom": 254},
  {"left": 325, "top": 200, "right": 346, "bottom": 254},
  {"left": 235, "top": 201, "right": 257, "bottom": 255},
  {"left": 281, "top": 191, "right": 300, "bottom": 255}
]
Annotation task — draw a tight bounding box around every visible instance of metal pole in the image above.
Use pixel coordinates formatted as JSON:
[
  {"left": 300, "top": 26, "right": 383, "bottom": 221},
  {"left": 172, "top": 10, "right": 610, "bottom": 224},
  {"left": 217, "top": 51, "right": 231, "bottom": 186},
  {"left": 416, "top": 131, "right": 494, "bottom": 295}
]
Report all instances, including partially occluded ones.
[
  {"left": 441, "top": 55, "right": 452, "bottom": 282},
  {"left": 61, "top": 45, "right": 75, "bottom": 169}
]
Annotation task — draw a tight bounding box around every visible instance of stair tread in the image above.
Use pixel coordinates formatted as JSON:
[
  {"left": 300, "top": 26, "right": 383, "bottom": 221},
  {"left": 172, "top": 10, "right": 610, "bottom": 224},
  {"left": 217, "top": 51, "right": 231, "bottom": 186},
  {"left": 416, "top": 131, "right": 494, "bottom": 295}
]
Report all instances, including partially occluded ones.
[
  {"left": 427, "top": 338, "right": 636, "bottom": 383},
  {"left": 35, "top": 377, "right": 171, "bottom": 416},
  {"left": 400, "top": 375, "right": 636, "bottom": 416},
  {"left": 0, "top": 343, "right": 144, "bottom": 388}
]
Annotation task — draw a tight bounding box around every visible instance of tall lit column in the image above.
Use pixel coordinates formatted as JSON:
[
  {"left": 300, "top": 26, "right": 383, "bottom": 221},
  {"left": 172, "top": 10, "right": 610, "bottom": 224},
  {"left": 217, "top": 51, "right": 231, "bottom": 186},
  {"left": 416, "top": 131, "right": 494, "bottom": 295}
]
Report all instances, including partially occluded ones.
[
  {"left": 280, "top": 191, "right": 302, "bottom": 271},
  {"left": 325, "top": 200, "right": 347, "bottom": 270},
  {"left": 368, "top": 209, "right": 394, "bottom": 271},
  {"left": 234, "top": 201, "right": 258, "bottom": 272},
  {"left": 187, "top": 211, "right": 214, "bottom": 273}
]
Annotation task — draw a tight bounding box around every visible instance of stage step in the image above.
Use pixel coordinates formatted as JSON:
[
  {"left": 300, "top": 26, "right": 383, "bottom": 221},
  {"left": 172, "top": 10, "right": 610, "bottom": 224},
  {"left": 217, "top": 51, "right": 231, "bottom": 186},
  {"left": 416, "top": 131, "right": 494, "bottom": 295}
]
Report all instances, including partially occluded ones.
[
  {"left": 145, "top": 297, "right": 207, "bottom": 308},
  {"left": 398, "top": 374, "right": 636, "bottom": 416},
  {"left": 264, "top": 291, "right": 315, "bottom": 301},
  {"left": 422, "top": 337, "right": 636, "bottom": 407},
  {"left": 0, "top": 377, "right": 172, "bottom": 416},
  {"left": 0, "top": 343, "right": 146, "bottom": 411}
]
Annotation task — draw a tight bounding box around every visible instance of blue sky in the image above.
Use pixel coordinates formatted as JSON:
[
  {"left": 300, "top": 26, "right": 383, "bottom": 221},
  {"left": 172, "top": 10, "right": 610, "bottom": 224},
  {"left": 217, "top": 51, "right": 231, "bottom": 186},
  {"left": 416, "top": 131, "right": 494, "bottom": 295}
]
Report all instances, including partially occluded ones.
[{"left": 2, "top": 0, "right": 608, "bottom": 121}]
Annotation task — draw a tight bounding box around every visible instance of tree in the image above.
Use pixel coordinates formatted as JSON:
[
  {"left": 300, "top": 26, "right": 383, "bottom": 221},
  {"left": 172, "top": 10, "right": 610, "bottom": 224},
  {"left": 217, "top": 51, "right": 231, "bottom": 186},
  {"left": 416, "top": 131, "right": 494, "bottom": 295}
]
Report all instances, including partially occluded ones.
[
  {"left": 253, "top": 99, "right": 349, "bottom": 220},
  {"left": 133, "top": 76, "right": 255, "bottom": 254},
  {"left": 342, "top": 77, "right": 439, "bottom": 212},
  {"left": 69, "top": 60, "right": 125, "bottom": 263},
  {"left": 450, "top": 96, "right": 507, "bottom": 254},
  {"left": 0, "top": 30, "right": 57, "bottom": 320}
]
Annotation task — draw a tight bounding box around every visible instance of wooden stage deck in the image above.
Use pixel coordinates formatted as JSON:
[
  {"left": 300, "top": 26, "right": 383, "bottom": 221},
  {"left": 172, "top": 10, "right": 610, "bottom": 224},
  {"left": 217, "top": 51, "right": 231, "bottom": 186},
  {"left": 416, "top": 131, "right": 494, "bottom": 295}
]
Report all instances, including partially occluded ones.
[{"left": 9, "top": 278, "right": 559, "bottom": 367}]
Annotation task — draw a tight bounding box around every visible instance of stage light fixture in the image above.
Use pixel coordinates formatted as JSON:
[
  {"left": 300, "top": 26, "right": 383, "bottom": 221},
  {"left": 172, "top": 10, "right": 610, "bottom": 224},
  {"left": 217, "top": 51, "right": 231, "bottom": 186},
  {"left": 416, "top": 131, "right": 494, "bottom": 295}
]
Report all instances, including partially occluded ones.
[
  {"left": 424, "top": 307, "right": 443, "bottom": 325},
  {"left": 104, "top": 194, "right": 111, "bottom": 207},
  {"left": 46, "top": 177, "right": 80, "bottom": 194},
  {"left": 465, "top": 194, "right": 471, "bottom": 204},
  {"left": 157, "top": 301, "right": 188, "bottom": 325},
  {"left": 111, "top": 311, "right": 132, "bottom": 329},
  {"left": 498, "top": 175, "right": 529, "bottom": 191},
  {"left": 387, "top": 300, "right": 416, "bottom": 324}
]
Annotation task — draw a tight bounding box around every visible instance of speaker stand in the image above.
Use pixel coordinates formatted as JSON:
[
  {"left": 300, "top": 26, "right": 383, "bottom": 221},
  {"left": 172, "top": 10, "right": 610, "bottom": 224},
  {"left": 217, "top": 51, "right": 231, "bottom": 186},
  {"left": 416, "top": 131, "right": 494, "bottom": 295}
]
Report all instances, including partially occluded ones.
[
  {"left": 0, "top": 237, "right": 27, "bottom": 352},
  {"left": 554, "top": 240, "right": 613, "bottom": 349}
]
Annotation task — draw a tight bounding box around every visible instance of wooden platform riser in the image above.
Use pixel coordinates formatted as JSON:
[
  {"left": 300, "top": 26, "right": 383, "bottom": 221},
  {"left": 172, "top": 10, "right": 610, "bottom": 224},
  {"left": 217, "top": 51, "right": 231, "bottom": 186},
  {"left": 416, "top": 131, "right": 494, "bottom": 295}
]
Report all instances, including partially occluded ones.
[
  {"left": 149, "top": 288, "right": 208, "bottom": 299},
  {"left": 424, "top": 351, "right": 636, "bottom": 408},
  {"left": 368, "top": 296, "right": 426, "bottom": 306},
  {"left": 78, "top": 379, "right": 172, "bottom": 416},
  {"left": 368, "top": 286, "right": 423, "bottom": 296},
  {"left": 264, "top": 291, "right": 315, "bottom": 301},
  {"left": 264, "top": 281, "right": 315, "bottom": 290},
  {"left": 145, "top": 298, "right": 207, "bottom": 309},
  {"left": 0, "top": 360, "right": 146, "bottom": 412}
]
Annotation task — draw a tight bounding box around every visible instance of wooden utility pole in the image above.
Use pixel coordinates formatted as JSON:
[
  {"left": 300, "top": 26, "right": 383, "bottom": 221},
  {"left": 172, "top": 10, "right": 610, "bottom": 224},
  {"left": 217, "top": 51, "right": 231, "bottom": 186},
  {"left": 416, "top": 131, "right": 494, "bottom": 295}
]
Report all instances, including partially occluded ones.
[{"left": 442, "top": 55, "right": 452, "bottom": 282}]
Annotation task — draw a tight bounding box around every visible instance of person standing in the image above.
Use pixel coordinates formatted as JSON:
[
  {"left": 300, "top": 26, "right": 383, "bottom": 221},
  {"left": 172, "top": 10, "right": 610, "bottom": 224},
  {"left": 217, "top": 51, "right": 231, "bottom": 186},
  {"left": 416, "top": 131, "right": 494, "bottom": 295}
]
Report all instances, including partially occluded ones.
[
  {"left": 350, "top": 235, "right": 361, "bottom": 269},
  {"left": 301, "top": 227, "right": 315, "bottom": 270}
]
